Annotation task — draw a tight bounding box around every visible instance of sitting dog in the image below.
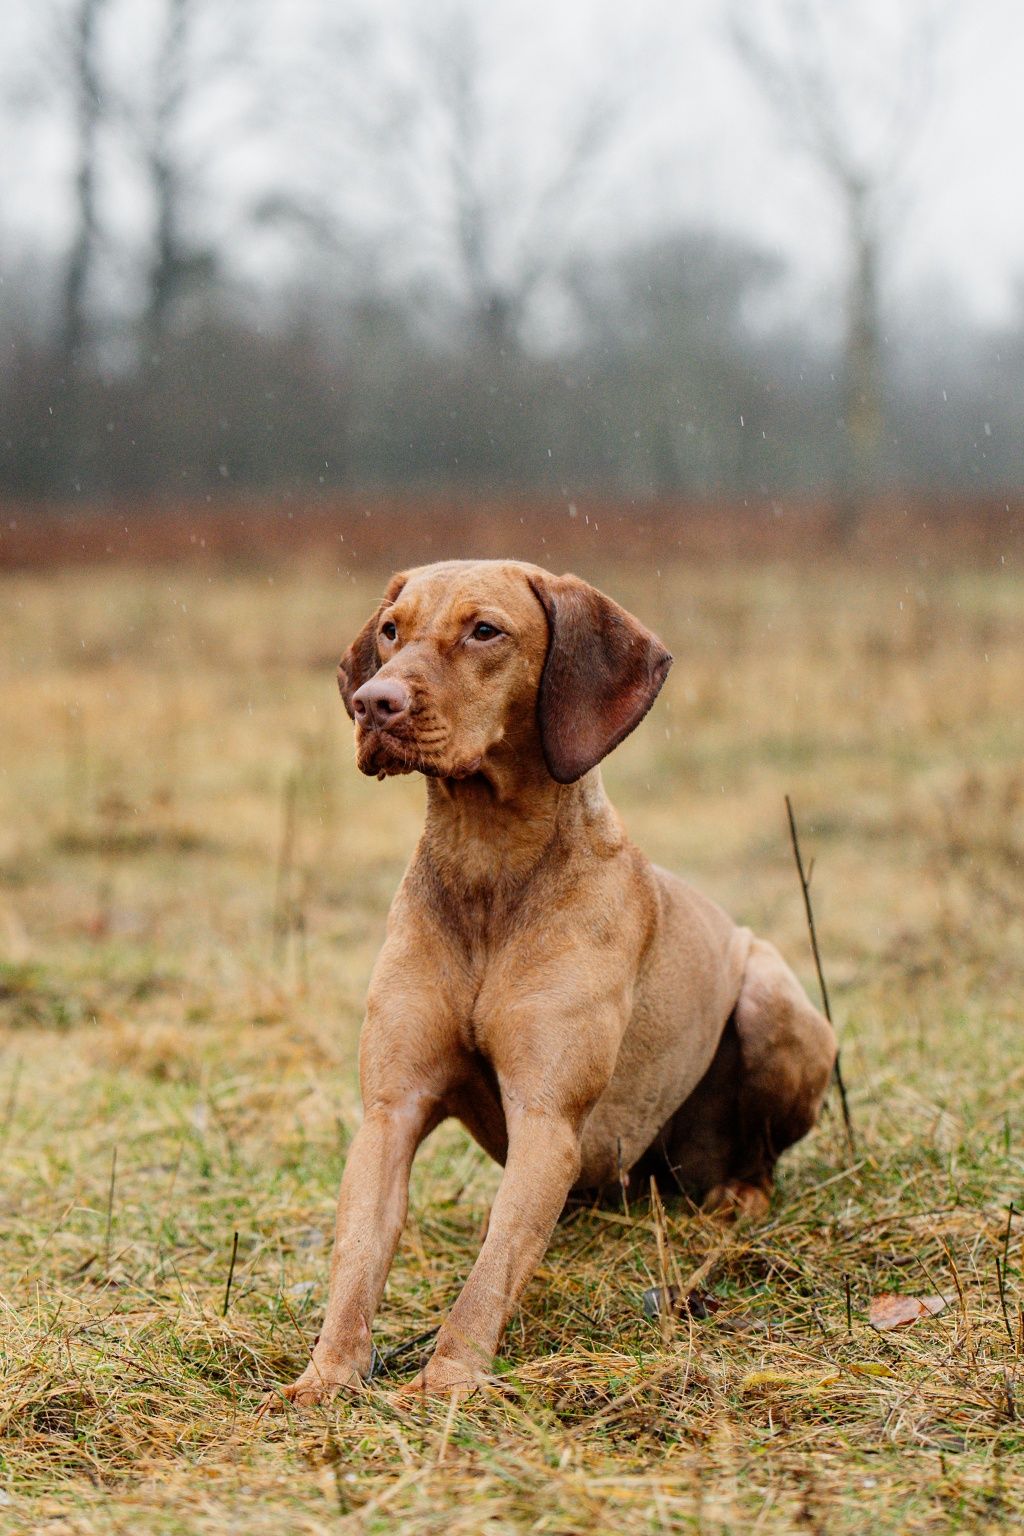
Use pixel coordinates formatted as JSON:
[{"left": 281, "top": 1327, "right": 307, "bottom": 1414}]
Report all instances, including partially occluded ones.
[{"left": 281, "top": 560, "right": 836, "bottom": 1404}]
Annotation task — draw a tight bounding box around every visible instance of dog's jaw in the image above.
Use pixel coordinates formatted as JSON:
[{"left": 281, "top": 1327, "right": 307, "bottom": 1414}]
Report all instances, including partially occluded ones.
[
  {"left": 356, "top": 728, "right": 482, "bottom": 782},
  {"left": 356, "top": 729, "right": 419, "bottom": 778}
]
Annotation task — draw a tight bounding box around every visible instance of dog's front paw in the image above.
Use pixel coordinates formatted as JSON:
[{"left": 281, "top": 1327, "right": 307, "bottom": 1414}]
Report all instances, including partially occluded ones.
[
  {"left": 397, "top": 1353, "right": 489, "bottom": 1400},
  {"left": 261, "top": 1356, "right": 363, "bottom": 1413}
]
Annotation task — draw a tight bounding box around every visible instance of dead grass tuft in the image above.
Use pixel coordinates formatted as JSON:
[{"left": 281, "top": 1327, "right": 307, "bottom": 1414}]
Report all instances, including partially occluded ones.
[{"left": 1, "top": 553, "right": 1023, "bottom": 1532}]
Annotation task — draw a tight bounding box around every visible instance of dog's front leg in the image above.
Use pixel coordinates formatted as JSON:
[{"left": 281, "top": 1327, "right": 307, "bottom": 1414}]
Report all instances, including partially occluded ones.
[
  {"left": 280, "top": 1093, "right": 435, "bottom": 1407},
  {"left": 408, "top": 1106, "right": 582, "bottom": 1396}
]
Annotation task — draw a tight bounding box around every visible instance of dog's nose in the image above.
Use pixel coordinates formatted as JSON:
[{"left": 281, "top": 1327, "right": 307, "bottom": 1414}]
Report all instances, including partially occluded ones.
[{"left": 352, "top": 676, "right": 411, "bottom": 730}]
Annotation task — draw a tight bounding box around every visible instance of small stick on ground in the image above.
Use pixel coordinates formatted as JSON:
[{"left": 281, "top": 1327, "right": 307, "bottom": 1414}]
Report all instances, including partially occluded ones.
[
  {"left": 785, "top": 795, "right": 855, "bottom": 1155},
  {"left": 63, "top": 702, "right": 87, "bottom": 834},
  {"left": 104, "top": 1146, "right": 118, "bottom": 1271},
  {"left": 1003, "top": 1201, "right": 1015, "bottom": 1277},
  {"left": 996, "top": 1254, "right": 1015, "bottom": 1349},
  {"left": 0, "top": 1056, "right": 23, "bottom": 1152},
  {"left": 294, "top": 869, "right": 310, "bottom": 996},
  {"left": 272, "top": 772, "right": 298, "bottom": 967},
  {"left": 223, "top": 1230, "right": 240, "bottom": 1317}
]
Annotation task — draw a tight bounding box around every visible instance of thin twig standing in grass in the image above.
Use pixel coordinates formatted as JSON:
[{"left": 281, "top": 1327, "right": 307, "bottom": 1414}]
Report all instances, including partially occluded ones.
[
  {"left": 104, "top": 1146, "right": 118, "bottom": 1272},
  {"left": 223, "top": 1230, "right": 240, "bottom": 1317},
  {"left": 295, "top": 869, "right": 310, "bottom": 996},
  {"left": 0, "top": 1055, "right": 22, "bottom": 1152},
  {"left": 316, "top": 707, "right": 339, "bottom": 862},
  {"left": 648, "top": 1177, "right": 681, "bottom": 1344},
  {"left": 940, "top": 1237, "right": 975, "bottom": 1372},
  {"left": 277, "top": 1292, "right": 321, "bottom": 1372},
  {"left": 272, "top": 771, "right": 298, "bottom": 966},
  {"left": 157, "top": 1138, "right": 185, "bottom": 1235},
  {"left": 63, "top": 702, "right": 87, "bottom": 834},
  {"left": 996, "top": 1254, "right": 1015, "bottom": 1349},
  {"left": 272, "top": 769, "right": 312, "bottom": 989},
  {"left": 785, "top": 795, "right": 855, "bottom": 1155}
]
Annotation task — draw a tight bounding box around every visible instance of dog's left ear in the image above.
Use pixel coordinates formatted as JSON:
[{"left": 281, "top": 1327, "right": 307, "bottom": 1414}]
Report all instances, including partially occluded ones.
[
  {"left": 337, "top": 571, "right": 407, "bottom": 718},
  {"left": 528, "top": 573, "right": 672, "bottom": 783}
]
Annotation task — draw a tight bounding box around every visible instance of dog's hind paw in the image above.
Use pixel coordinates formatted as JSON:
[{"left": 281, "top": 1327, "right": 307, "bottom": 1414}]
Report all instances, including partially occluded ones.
[{"left": 702, "top": 1179, "right": 771, "bottom": 1223}]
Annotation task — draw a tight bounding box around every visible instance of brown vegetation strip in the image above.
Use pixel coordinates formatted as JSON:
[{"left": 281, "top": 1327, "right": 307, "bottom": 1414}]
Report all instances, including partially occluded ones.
[{"left": 1, "top": 490, "right": 1022, "bottom": 570}]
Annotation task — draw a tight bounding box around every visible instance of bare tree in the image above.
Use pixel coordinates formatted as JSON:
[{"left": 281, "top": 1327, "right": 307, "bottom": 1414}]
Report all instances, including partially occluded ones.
[
  {"left": 122, "top": 0, "right": 266, "bottom": 357},
  {"left": 729, "top": 0, "right": 948, "bottom": 537},
  {"left": 281, "top": 0, "right": 630, "bottom": 358},
  {"left": 60, "top": 0, "right": 109, "bottom": 369},
  {"left": 419, "top": 5, "right": 621, "bottom": 356},
  {"left": 143, "top": 0, "right": 194, "bottom": 351}
]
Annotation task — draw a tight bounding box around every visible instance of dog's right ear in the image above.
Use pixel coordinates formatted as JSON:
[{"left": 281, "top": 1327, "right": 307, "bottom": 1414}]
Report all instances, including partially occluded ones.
[{"left": 337, "top": 572, "right": 407, "bottom": 718}]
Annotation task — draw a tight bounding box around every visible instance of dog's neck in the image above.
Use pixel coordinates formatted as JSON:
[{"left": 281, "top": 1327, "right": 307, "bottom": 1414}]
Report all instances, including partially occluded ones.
[{"left": 419, "top": 756, "right": 622, "bottom": 908}]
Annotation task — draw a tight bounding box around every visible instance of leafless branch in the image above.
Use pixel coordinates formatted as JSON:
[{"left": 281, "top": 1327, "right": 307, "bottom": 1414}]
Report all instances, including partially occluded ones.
[{"left": 785, "top": 794, "right": 855, "bottom": 1156}]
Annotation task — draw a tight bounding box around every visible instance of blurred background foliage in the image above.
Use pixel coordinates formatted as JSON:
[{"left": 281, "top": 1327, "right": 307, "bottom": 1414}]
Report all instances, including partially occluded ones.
[{"left": 1, "top": 0, "right": 1021, "bottom": 523}]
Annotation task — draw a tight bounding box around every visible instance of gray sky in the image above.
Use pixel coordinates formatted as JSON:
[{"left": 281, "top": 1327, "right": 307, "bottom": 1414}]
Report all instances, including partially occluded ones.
[{"left": 2, "top": 0, "right": 1021, "bottom": 333}]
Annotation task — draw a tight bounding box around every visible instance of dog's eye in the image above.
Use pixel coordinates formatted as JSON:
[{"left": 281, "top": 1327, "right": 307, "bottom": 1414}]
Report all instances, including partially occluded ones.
[
  {"left": 470, "top": 622, "right": 501, "bottom": 642},
  {"left": 380, "top": 621, "right": 398, "bottom": 642}
]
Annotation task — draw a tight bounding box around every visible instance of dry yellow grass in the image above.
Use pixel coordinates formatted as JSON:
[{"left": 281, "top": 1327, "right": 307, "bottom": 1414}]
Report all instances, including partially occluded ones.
[{"left": 1, "top": 552, "right": 1023, "bottom": 1533}]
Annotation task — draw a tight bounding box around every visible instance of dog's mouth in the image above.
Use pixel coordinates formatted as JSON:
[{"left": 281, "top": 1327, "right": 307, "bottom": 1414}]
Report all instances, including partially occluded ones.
[
  {"left": 356, "top": 728, "right": 481, "bottom": 783},
  {"left": 357, "top": 728, "right": 419, "bottom": 779}
]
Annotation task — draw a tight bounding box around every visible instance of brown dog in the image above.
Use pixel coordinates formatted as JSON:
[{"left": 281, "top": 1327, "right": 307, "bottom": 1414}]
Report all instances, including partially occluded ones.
[{"left": 280, "top": 560, "right": 835, "bottom": 1405}]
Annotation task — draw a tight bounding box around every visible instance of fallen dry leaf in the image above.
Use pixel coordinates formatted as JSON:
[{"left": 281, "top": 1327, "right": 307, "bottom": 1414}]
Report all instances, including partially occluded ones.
[
  {"left": 741, "top": 1369, "right": 807, "bottom": 1391},
  {"left": 741, "top": 1362, "right": 901, "bottom": 1396},
  {"left": 848, "top": 1361, "right": 899, "bottom": 1378},
  {"left": 869, "top": 1293, "right": 952, "bottom": 1331},
  {"left": 741, "top": 1369, "right": 837, "bottom": 1394}
]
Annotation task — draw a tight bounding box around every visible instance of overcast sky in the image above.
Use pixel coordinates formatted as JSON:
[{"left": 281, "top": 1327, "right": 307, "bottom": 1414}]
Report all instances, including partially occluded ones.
[{"left": 2, "top": 0, "right": 1021, "bottom": 333}]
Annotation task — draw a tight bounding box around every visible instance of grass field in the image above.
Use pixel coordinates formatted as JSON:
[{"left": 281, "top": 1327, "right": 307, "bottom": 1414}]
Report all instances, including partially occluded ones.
[{"left": 1, "top": 550, "right": 1023, "bottom": 1533}]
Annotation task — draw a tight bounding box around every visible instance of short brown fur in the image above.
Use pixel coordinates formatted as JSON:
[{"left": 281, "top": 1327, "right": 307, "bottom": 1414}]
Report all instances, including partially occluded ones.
[{"left": 278, "top": 559, "right": 836, "bottom": 1404}]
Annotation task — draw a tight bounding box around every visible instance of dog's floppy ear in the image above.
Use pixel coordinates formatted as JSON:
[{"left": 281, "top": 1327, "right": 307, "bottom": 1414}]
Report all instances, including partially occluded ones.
[
  {"left": 337, "top": 572, "right": 407, "bottom": 719},
  {"left": 528, "top": 572, "right": 672, "bottom": 784}
]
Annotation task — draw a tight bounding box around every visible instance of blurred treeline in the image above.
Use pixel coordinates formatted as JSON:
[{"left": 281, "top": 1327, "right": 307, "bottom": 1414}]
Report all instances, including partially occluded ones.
[{"left": 2, "top": 0, "right": 1021, "bottom": 508}]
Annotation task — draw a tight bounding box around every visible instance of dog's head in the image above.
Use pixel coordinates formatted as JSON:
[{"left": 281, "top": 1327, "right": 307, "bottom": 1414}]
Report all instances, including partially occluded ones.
[{"left": 338, "top": 560, "right": 671, "bottom": 784}]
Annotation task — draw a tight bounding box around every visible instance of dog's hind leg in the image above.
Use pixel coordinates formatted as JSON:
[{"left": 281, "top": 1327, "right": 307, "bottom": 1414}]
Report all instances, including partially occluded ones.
[
  {"left": 708, "top": 937, "right": 836, "bottom": 1214},
  {"left": 651, "top": 938, "right": 836, "bottom": 1217}
]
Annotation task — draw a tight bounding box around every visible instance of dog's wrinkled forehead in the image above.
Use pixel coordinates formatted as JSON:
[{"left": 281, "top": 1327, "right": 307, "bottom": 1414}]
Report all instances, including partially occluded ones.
[{"left": 386, "top": 560, "right": 549, "bottom": 643}]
